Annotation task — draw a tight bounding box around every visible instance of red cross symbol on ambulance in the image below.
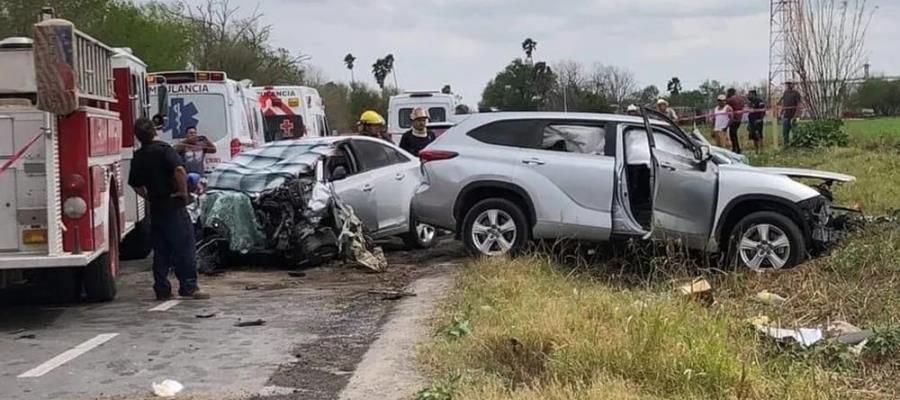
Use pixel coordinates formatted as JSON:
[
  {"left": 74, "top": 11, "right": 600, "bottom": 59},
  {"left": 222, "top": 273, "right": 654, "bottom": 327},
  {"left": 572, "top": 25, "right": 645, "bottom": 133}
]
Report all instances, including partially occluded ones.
[{"left": 280, "top": 119, "right": 295, "bottom": 137}]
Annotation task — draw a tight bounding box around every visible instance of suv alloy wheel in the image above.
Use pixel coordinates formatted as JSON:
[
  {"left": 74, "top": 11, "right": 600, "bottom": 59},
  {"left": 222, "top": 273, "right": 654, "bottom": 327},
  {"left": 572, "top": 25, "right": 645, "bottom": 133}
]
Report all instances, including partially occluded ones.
[
  {"left": 728, "top": 211, "right": 806, "bottom": 271},
  {"left": 462, "top": 198, "right": 529, "bottom": 256}
]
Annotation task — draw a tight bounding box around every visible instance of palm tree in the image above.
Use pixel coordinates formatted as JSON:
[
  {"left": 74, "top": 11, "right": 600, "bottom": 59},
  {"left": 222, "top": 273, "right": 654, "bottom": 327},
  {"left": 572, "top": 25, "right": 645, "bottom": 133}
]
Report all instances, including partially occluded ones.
[
  {"left": 344, "top": 53, "right": 356, "bottom": 83},
  {"left": 372, "top": 58, "right": 388, "bottom": 90},
  {"left": 667, "top": 77, "right": 682, "bottom": 96},
  {"left": 522, "top": 38, "right": 537, "bottom": 64},
  {"left": 383, "top": 54, "right": 398, "bottom": 89}
]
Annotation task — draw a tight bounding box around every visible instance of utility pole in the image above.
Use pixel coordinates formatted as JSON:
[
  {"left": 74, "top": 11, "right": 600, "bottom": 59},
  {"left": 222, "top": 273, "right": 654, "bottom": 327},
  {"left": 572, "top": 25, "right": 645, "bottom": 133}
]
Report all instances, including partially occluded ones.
[{"left": 768, "top": 0, "right": 803, "bottom": 148}]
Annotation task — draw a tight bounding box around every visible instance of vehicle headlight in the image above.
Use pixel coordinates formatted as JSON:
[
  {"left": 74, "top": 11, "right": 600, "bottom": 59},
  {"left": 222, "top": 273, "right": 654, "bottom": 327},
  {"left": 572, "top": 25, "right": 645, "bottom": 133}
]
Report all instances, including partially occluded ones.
[{"left": 63, "top": 196, "right": 88, "bottom": 219}]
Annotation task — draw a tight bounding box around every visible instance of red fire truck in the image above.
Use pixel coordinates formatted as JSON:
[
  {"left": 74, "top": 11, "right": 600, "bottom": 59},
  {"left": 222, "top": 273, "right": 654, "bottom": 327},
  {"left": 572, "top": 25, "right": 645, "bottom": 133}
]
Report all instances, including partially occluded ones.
[{"left": 0, "top": 18, "right": 151, "bottom": 302}]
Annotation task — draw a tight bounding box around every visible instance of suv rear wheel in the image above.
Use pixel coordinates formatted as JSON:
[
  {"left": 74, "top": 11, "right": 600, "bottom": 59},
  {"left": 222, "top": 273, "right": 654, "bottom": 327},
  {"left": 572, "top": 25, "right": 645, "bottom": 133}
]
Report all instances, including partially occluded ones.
[
  {"left": 727, "top": 211, "right": 806, "bottom": 271},
  {"left": 462, "top": 198, "right": 529, "bottom": 256}
]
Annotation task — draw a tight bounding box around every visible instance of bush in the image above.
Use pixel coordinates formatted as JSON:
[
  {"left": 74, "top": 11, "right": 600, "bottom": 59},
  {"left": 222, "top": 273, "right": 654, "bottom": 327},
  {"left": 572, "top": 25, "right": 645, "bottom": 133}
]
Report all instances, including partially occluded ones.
[{"left": 791, "top": 119, "right": 849, "bottom": 148}]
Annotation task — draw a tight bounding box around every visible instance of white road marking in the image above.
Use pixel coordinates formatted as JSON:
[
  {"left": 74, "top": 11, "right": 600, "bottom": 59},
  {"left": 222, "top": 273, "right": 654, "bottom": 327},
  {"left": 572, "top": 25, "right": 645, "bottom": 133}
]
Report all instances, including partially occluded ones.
[
  {"left": 148, "top": 300, "right": 181, "bottom": 312},
  {"left": 18, "top": 333, "right": 119, "bottom": 378}
]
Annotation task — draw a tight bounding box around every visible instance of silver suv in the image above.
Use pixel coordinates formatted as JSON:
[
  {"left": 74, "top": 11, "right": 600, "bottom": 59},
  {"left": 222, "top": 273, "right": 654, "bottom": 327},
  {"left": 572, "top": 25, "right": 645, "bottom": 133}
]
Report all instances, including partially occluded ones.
[{"left": 412, "top": 109, "right": 853, "bottom": 271}]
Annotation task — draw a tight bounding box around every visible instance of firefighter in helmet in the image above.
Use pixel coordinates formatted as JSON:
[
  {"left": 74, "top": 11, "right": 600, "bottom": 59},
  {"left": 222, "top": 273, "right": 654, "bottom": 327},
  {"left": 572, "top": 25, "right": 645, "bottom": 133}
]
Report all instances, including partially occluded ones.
[{"left": 359, "top": 110, "right": 391, "bottom": 142}]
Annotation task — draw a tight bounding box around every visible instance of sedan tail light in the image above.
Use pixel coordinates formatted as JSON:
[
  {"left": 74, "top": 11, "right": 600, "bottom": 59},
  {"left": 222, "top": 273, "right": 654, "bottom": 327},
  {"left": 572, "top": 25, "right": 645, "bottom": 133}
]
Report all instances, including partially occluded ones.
[{"left": 419, "top": 149, "right": 458, "bottom": 162}]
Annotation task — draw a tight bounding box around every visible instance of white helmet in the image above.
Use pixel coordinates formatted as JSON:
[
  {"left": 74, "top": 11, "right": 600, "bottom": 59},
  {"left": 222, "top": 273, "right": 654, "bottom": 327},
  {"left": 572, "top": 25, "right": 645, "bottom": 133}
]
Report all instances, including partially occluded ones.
[{"left": 626, "top": 104, "right": 638, "bottom": 112}]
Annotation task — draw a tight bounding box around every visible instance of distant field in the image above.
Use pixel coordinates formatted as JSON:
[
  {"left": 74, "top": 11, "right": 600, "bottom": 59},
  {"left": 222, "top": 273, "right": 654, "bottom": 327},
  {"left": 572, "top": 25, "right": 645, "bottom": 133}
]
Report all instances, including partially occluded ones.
[{"left": 844, "top": 117, "right": 900, "bottom": 144}]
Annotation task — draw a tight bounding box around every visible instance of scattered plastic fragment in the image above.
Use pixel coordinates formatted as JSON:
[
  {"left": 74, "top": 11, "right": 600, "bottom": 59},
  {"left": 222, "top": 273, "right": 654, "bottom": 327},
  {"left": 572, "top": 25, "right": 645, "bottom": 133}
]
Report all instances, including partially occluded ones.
[
  {"left": 234, "top": 319, "right": 266, "bottom": 327},
  {"left": 754, "top": 290, "right": 787, "bottom": 305},
  {"left": 151, "top": 379, "right": 183, "bottom": 397},
  {"left": 755, "top": 325, "right": 823, "bottom": 347},
  {"left": 195, "top": 312, "right": 216, "bottom": 319}
]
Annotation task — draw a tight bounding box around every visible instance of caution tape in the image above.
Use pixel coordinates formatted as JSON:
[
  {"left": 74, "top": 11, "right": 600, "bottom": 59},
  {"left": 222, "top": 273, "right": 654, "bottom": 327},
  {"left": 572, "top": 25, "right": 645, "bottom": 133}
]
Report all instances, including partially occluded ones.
[
  {"left": 0, "top": 132, "right": 43, "bottom": 177},
  {"left": 675, "top": 105, "right": 804, "bottom": 123}
]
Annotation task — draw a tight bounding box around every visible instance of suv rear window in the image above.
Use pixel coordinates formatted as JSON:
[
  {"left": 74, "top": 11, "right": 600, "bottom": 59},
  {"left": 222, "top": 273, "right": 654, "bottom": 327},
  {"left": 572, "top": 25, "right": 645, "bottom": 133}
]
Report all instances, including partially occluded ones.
[{"left": 467, "top": 119, "right": 540, "bottom": 148}]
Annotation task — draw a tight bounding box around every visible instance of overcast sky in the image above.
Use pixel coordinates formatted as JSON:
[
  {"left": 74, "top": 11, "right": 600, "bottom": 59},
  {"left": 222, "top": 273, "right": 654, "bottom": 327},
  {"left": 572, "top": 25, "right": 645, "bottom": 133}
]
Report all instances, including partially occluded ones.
[{"left": 183, "top": 0, "right": 899, "bottom": 107}]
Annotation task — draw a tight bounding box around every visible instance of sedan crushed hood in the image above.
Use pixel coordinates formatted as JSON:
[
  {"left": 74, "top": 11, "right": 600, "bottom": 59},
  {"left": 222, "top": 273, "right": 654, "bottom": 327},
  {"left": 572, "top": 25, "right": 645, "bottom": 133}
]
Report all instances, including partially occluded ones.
[{"left": 757, "top": 167, "right": 855, "bottom": 183}]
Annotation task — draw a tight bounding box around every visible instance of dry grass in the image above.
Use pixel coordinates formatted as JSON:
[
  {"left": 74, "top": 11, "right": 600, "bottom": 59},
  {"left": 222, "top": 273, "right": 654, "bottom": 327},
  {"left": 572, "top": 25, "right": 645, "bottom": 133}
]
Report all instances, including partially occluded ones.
[{"left": 419, "top": 257, "right": 835, "bottom": 400}]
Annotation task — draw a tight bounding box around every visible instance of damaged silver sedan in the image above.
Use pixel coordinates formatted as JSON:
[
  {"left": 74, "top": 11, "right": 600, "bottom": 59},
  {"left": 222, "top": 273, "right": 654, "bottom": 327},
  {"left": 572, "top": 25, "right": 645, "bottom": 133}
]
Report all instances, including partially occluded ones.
[{"left": 194, "top": 137, "right": 435, "bottom": 273}]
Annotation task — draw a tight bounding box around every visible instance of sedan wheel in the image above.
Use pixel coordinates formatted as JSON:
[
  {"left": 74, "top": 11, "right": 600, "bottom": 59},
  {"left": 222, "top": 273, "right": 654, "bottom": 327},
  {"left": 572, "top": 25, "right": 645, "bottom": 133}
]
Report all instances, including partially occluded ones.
[
  {"left": 417, "top": 223, "right": 436, "bottom": 244},
  {"left": 729, "top": 211, "right": 805, "bottom": 271}
]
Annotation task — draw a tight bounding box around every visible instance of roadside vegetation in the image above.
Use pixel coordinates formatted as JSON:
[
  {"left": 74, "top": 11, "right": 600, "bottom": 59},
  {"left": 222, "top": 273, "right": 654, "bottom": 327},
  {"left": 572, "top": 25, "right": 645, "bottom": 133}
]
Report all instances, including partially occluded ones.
[{"left": 418, "top": 117, "right": 900, "bottom": 400}]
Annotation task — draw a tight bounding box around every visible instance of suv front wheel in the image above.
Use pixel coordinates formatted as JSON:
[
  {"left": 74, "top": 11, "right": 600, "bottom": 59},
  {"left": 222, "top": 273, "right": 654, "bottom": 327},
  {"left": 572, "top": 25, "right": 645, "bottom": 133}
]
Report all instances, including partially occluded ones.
[
  {"left": 462, "top": 198, "right": 529, "bottom": 256},
  {"left": 728, "top": 211, "right": 806, "bottom": 271}
]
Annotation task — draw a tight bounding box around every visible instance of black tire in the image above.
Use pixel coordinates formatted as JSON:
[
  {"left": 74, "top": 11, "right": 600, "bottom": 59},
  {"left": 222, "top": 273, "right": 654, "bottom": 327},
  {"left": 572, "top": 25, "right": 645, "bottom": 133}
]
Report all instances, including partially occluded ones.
[
  {"left": 462, "top": 198, "right": 530, "bottom": 257},
  {"left": 402, "top": 214, "right": 438, "bottom": 250},
  {"left": 120, "top": 218, "right": 151, "bottom": 260},
  {"left": 41, "top": 268, "right": 82, "bottom": 304},
  {"left": 726, "top": 211, "right": 806, "bottom": 271},
  {"left": 84, "top": 206, "right": 119, "bottom": 302}
]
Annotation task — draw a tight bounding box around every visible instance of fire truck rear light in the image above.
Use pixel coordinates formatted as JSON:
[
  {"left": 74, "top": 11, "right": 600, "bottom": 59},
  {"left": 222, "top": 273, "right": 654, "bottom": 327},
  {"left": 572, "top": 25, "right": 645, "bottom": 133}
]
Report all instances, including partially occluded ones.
[
  {"left": 23, "top": 228, "right": 48, "bottom": 245},
  {"left": 230, "top": 138, "right": 241, "bottom": 157},
  {"left": 63, "top": 197, "right": 88, "bottom": 219},
  {"left": 62, "top": 174, "right": 86, "bottom": 193}
]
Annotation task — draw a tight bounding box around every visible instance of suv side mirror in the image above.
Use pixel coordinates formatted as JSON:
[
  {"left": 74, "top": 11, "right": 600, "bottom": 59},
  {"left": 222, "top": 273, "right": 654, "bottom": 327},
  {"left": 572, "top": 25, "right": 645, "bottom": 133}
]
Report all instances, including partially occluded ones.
[{"left": 695, "top": 145, "right": 711, "bottom": 162}]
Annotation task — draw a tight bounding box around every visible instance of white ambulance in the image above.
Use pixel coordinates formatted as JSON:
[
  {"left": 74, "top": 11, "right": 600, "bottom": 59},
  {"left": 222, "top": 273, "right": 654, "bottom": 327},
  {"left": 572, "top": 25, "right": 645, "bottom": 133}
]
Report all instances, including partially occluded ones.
[
  {"left": 148, "top": 71, "right": 265, "bottom": 172},
  {"left": 387, "top": 91, "right": 461, "bottom": 142},
  {"left": 253, "top": 85, "right": 328, "bottom": 141}
]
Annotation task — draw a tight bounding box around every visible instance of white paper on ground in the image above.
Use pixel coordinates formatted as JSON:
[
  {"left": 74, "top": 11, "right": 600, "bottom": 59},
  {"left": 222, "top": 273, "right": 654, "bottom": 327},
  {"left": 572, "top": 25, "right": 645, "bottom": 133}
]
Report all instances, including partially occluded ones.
[{"left": 152, "top": 379, "right": 184, "bottom": 397}]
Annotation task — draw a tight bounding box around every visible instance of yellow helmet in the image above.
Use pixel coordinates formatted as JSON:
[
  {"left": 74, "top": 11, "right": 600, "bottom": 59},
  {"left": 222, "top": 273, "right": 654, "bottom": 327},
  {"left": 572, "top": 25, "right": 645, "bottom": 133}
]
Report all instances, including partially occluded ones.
[{"left": 359, "top": 110, "right": 385, "bottom": 125}]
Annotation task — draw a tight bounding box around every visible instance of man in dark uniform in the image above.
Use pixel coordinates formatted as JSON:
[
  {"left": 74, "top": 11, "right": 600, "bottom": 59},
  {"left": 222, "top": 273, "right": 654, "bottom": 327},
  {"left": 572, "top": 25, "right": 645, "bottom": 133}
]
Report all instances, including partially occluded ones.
[
  {"left": 399, "top": 107, "right": 436, "bottom": 156},
  {"left": 779, "top": 81, "right": 802, "bottom": 146},
  {"left": 746, "top": 90, "right": 767, "bottom": 154},
  {"left": 128, "top": 117, "right": 209, "bottom": 300}
]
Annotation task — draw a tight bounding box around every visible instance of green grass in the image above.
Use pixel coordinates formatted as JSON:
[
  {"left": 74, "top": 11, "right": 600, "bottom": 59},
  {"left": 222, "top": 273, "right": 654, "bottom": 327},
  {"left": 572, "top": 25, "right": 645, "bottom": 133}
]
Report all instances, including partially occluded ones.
[
  {"left": 418, "top": 117, "right": 900, "bottom": 400},
  {"left": 420, "top": 257, "right": 834, "bottom": 400}
]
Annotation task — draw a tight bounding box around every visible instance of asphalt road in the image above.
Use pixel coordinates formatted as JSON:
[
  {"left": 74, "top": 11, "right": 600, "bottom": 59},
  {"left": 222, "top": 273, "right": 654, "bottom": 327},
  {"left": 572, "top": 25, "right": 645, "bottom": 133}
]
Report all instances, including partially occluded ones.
[{"left": 0, "top": 241, "right": 463, "bottom": 400}]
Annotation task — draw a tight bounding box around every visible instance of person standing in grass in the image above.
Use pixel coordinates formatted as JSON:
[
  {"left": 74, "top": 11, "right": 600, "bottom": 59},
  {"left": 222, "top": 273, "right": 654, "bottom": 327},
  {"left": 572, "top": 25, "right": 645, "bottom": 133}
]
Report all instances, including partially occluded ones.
[
  {"left": 746, "top": 90, "right": 767, "bottom": 154},
  {"left": 726, "top": 88, "right": 746, "bottom": 154},
  {"left": 713, "top": 95, "right": 733, "bottom": 148},
  {"left": 779, "top": 81, "right": 802, "bottom": 146}
]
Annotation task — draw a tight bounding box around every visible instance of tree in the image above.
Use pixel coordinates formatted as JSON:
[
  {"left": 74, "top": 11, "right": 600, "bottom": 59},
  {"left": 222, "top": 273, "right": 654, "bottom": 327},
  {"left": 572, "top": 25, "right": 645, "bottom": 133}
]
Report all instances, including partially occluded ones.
[
  {"left": 383, "top": 53, "right": 398, "bottom": 89},
  {"left": 0, "top": 0, "right": 195, "bottom": 70},
  {"left": 481, "top": 58, "right": 555, "bottom": 111},
  {"left": 522, "top": 38, "right": 537, "bottom": 63},
  {"left": 667, "top": 77, "right": 682, "bottom": 96},
  {"left": 787, "top": 0, "right": 875, "bottom": 118},
  {"left": 343, "top": 53, "right": 356, "bottom": 83},
  {"left": 179, "top": 0, "right": 307, "bottom": 85},
  {"left": 372, "top": 58, "right": 388, "bottom": 90},
  {"left": 698, "top": 79, "right": 725, "bottom": 105},
  {"left": 592, "top": 64, "right": 637, "bottom": 108},
  {"left": 855, "top": 78, "right": 900, "bottom": 116},
  {"left": 633, "top": 85, "right": 660, "bottom": 107}
]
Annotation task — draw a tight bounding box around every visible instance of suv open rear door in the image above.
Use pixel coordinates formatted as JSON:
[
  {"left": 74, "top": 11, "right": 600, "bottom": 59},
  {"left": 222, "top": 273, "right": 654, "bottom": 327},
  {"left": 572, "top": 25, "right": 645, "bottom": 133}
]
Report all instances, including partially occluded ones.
[{"left": 610, "top": 110, "right": 660, "bottom": 238}]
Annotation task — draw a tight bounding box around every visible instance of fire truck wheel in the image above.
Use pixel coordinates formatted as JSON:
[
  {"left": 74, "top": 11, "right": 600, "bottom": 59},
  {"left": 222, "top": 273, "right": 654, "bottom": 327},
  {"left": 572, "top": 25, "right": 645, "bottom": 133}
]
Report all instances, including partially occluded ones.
[
  {"left": 84, "top": 205, "right": 119, "bottom": 302},
  {"left": 120, "top": 218, "right": 152, "bottom": 260}
]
